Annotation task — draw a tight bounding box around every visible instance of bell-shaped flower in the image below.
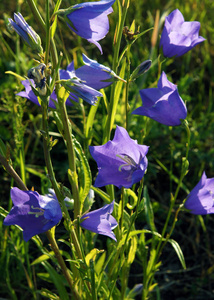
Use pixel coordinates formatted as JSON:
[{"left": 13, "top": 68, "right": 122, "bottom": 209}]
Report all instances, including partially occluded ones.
[
  {"left": 75, "top": 54, "right": 123, "bottom": 90},
  {"left": 61, "top": 0, "right": 115, "bottom": 54},
  {"left": 132, "top": 72, "right": 187, "bottom": 126},
  {"left": 80, "top": 200, "right": 117, "bottom": 241},
  {"left": 89, "top": 126, "right": 149, "bottom": 188},
  {"left": 184, "top": 172, "right": 214, "bottom": 215},
  {"left": 3, "top": 188, "right": 62, "bottom": 242},
  {"left": 159, "top": 9, "right": 205, "bottom": 58},
  {"left": 9, "top": 13, "right": 43, "bottom": 54}
]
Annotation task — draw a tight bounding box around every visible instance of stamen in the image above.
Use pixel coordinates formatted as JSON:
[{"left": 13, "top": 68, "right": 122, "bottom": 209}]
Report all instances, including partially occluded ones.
[
  {"left": 28, "top": 205, "right": 45, "bottom": 218},
  {"left": 116, "top": 154, "right": 137, "bottom": 172}
]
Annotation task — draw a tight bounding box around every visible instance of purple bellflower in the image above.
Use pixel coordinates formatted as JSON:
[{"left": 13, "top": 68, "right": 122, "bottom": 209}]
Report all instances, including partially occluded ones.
[
  {"left": 80, "top": 200, "right": 117, "bottom": 241},
  {"left": 3, "top": 188, "right": 62, "bottom": 242},
  {"left": 9, "top": 13, "right": 43, "bottom": 54},
  {"left": 132, "top": 71, "right": 187, "bottom": 126},
  {"left": 62, "top": 0, "right": 115, "bottom": 54},
  {"left": 75, "top": 54, "right": 122, "bottom": 90},
  {"left": 159, "top": 9, "right": 205, "bottom": 58},
  {"left": 89, "top": 126, "right": 149, "bottom": 188},
  {"left": 184, "top": 172, "right": 214, "bottom": 215},
  {"left": 17, "top": 62, "right": 102, "bottom": 107}
]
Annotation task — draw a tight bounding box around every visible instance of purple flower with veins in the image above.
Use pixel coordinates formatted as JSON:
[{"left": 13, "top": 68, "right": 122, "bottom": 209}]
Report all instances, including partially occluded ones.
[
  {"left": 63, "top": 0, "right": 115, "bottom": 54},
  {"left": 3, "top": 188, "right": 62, "bottom": 242},
  {"left": 80, "top": 200, "right": 117, "bottom": 241},
  {"left": 184, "top": 172, "right": 214, "bottom": 215},
  {"left": 89, "top": 126, "right": 149, "bottom": 188},
  {"left": 75, "top": 54, "right": 122, "bottom": 90},
  {"left": 132, "top": 72, "right": 187, "bottom": 126},
  {"left": 160, "top": 9, "right": 205, "bottom": 58},
  {"left": 9, "top": 13, "right": 43, "bottom": 54}
]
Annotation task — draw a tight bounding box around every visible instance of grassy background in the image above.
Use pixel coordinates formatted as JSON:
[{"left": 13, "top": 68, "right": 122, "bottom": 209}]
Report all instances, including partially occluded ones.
[{"left": 0, "top": 0, "right": 214, "bottom": 299}]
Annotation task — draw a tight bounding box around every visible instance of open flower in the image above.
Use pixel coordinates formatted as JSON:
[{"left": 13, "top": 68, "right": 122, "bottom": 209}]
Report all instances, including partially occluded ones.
[
  {"left": 75, "top": 54, "right": 122, "bottom": 90},
  {"left": 62, "top": 0, "right": 115, "bottom": 54},
  {"left": 9, "top": 13, "right": 43, "bottom": 54},
  {"left": 80, "top": 200, "right": 117, "bottom": 241},
  {"left": 89, "top": 126, "right": 149, "bottom": 188},
  {"left": 184, "top": 172, "right": 214, "bottom": 215},
  {"left": 159, "top": 9, "right": 205, "bottom": 58},
  {"left": 132, "top": 72, "right": 187, "bottom": 126},
  {"left": 3, "top": 188, "right": 62, "bottom": 242}
]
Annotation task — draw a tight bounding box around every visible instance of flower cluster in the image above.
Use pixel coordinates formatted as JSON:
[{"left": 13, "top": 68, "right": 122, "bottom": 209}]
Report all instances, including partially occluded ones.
[
  {"left": 17, "top": 54, "right": 121, "bottom": 108},
  {"left": 5, "top": 1, "right": 208, "bottom": 250}
]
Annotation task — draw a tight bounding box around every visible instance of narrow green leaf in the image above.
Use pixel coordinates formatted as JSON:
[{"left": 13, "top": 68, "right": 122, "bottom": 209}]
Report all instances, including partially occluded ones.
[
  {"left": 110, "top": 59, "right": 126, "bottom": 130},
  {"left": 72, "top": 135, "right": 92, "bottom": 213},
  {"left": 95, "top": 252, "right": 106, "bottom": 275},
  {"left": 168, "top": 239, "right": 186, "bottom": 269},
  {"left": 143, "top": 186, "right": 156, "bottom": 232},
  {"left": 41, "top": 261, "right": 69, "bottom": 300}
]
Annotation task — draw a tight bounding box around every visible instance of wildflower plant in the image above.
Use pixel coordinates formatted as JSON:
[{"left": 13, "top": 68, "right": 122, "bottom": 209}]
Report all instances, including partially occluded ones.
[{"left": 0, "top": 0, "right": 211, "bottom": 299}]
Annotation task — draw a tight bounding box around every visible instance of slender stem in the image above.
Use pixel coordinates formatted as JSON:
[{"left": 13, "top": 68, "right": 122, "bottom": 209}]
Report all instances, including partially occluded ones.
[
  {"left": 41, "top": 103, "right": 62, "bottom": 202},
  {"left": 125, "top": 45, "right": 131, "bottom": 130},
  {"left": 104, "top": 0, "right": 130, "bottom": 143},
  {"left": 120, "top": 187, "right": 125, "bottom": 235},
  {"left": 108, "top": 179, "right": 144, "bottom": 298},
  {"left": 45, "top": 0, "right": 50, "bottom": 65},
  {"left": 46, "top": 231, "right": 81, "bottom": 300},
  {"left": 144, "top": 122, "right": 191, "bottom": 297},
  {"left": 0, "top": 153, "right": 28, "bottom": 191},
  {"left": 27, "top": 0, "right": 46, "bottom": 35},
  {"left": 58, "top": 99, "right": 80, "bottom": 219}
]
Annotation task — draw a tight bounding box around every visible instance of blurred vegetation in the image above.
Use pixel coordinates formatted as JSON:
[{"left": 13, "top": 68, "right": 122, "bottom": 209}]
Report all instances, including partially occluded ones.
[{"left": 0, "top": 0, "right": 214, "bottom": 299}]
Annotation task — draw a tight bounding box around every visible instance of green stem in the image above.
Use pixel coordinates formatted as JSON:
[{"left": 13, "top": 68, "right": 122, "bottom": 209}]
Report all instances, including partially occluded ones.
[
  {"left": 45, "top": 0, "right": 50, "bottom": 65},
  {"left": 143, "top": 122, "right": 191, "bottom": 297},
  {"left": 0, "top": 153, "right": 28, "bottom": 191},
  {"left": 58, "top": 98, "right": 80, "bottom": 219},
  {"left": 41, "top": 102, "right": 62, "bottom": 202},
  {"left": 125, "top": 45, "right": 131, "bottom": 130},
  {"left": 108, "top": 179, "right": 144, "bottom": 299},
  {"left": 46, "top": 231, "right": 81, "bottom": 300},
  {"left": 104, "top": 0, "right": 130, "bottom": 143},
  {"left": 27, "top": 0, "right": 46, "bottom": 35}
]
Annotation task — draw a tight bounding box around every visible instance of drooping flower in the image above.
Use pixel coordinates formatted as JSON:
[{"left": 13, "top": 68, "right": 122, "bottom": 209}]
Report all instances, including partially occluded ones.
[
  {"left": 159, "top": 9, "right": 205, "bottom": 58},
  {"left": 184, "top": 172, "right": 214, "bottom": 215},
  {"left": 132, "top": 71, "right": 187, "bottom": 126},
  {"left": 3, "top": 188, "right": 62, "bottom": 242},
  {"left": 75, "top": 54, "right": 122, "bottom": 90},
  {"left": 89, "top": 126, "right": 149, "bottom": 188},
  {"left": 61, "top": 0, "right": 115, "bottom": 54},
  {"left": 80, "top": 200, "right": 117, "bottom": 241},
  {"left": 60, "top": 77, "right": 103, "bottom": 105},
  {"left": 17, "top": 62, "right": 102, "bottom": 107},
  {"left": 9, "top": 13, "right": 43, "bottom": 54}
]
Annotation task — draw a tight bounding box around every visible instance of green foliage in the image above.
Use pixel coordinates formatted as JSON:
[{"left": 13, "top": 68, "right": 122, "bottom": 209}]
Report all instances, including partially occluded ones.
[{"left": 0, "top": 0, "right": 214, "bottom": 299}]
